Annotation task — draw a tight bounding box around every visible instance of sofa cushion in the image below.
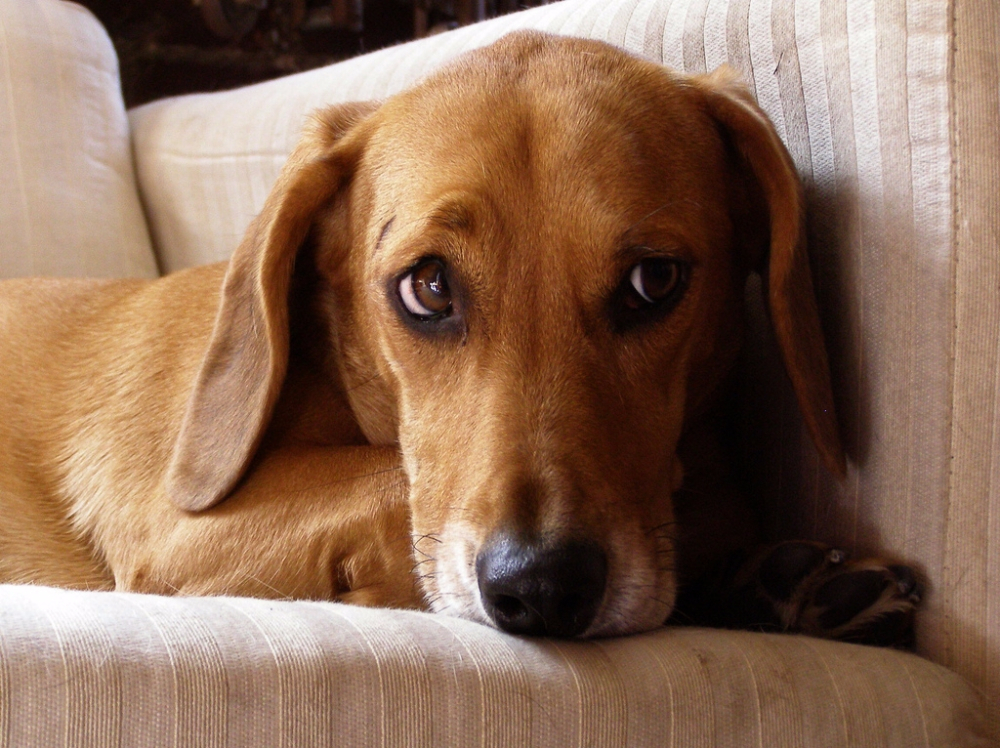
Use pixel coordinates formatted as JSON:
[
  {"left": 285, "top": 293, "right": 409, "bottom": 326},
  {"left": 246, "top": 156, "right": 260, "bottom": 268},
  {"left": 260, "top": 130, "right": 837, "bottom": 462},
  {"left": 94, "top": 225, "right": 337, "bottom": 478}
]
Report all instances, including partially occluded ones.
[
  {"left": 0, "top": 0, "right": 158, "bottom": 279},
  {"left": 0, "top": 584, "right": 990, "bottom": 748},
  {"left": 128, "top": 4, "right": 1000, "bottom": 738}
]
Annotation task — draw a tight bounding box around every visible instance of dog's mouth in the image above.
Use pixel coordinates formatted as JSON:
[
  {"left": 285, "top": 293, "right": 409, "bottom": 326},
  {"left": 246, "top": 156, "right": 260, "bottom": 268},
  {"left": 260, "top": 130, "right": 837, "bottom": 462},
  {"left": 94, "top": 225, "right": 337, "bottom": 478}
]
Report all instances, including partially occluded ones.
[{"left": 414, "top": 523, "right": 677, "bottom": 638}]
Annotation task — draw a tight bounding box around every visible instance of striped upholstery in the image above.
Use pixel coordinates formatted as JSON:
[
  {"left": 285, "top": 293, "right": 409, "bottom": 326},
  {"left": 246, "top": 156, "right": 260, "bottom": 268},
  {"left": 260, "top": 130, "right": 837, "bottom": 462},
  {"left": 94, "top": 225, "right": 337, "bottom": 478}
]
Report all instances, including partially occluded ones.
[
  {"left": 0, "top": 585, "right": 990, "bottom": 747},
  {"left": 1, "top": 0, "right": 997, "bottom": 743},
  {"left": 130, "top": 0, "right": 1000, "bottom": 737},
  {"left": 0, "top": 0, "right": 158, "bottom": 278},
  {"left": 945, "top": 0, "right": 1000, "bottom": 734}
]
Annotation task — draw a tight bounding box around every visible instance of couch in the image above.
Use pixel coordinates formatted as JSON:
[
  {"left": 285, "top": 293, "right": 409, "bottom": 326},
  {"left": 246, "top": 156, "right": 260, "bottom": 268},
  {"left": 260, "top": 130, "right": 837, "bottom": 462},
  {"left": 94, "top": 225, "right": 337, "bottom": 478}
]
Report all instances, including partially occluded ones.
[{"left": 0, "top": 0, "right": 995, "bottom": 745}]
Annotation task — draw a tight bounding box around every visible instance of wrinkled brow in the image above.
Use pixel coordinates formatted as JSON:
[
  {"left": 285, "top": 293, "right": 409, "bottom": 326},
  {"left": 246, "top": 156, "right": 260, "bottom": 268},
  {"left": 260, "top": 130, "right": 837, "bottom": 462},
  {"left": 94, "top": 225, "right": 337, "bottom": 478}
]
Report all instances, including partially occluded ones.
[
  {"left": 375, "top": 218, "right": 395, "bottom": 254},
  {"left": 375, "top": 198, "right": 477, "bottom": 255},
  {"left": 425, "top": 200, "right": 475, "bottom": 233}
]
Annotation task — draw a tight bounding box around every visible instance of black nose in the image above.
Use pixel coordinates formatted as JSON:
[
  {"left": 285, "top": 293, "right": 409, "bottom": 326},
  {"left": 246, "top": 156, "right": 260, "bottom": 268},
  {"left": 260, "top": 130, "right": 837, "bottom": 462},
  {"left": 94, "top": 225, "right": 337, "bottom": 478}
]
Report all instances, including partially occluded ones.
[{"left": 476, "top": 535, "right": 607, "bottom": 637}]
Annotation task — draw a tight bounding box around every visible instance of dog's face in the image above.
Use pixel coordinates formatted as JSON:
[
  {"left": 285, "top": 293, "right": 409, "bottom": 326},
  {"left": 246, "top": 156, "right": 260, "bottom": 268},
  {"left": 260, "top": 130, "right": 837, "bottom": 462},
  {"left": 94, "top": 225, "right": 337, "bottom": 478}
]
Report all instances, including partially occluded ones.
[
  {"left": 333, "top": 39, "right": 750, "bottom": 636},
  {"left": 167, "top": 32, "right": 843, "bottom": 638}
]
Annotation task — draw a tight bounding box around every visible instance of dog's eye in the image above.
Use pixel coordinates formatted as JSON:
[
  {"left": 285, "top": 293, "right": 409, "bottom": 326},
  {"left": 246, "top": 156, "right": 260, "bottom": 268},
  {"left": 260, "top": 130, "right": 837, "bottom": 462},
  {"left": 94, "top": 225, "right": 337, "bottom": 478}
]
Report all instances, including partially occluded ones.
[
  {"left": 625, "top": 257, "right": 688, "bottom": 310},
  {"left": 399, "top": 259, "right": 453, "bottom": 319}
]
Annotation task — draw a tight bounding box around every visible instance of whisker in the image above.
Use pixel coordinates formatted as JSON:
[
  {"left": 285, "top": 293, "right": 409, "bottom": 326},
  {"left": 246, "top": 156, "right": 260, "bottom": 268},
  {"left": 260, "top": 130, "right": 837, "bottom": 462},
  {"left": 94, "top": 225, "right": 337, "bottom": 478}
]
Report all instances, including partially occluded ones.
[
  {"left": 623, "top": 199, "right": 702, "bottom": 234},
  {"left": 411, "top": 534, "right": 443, "bottom": 560},
  {"left": 667, "top": 608, "right": 698, "bottom": 626},
  {"left": 643, "top": 596, "right": 673, "bottom": 609},
  {"left": 645, "top": 521, "right": 679, "bottom": 537},
  {"left": 412, "top": 534, "right": 443, "bottom": 544},
  {"left": 240, "top": 572, "right": 293, "bottom": 601},
  {"left": 344, "top": 371, "right": 383, "bottom": 394}
]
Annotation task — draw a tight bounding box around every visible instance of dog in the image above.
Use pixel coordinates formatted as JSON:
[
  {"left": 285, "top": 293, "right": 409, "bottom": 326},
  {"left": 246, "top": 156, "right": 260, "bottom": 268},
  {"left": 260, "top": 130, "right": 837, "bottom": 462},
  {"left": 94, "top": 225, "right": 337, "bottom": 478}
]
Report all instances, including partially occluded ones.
[{"left": 0, "top": 31, "right": 920, "bottom": 642}]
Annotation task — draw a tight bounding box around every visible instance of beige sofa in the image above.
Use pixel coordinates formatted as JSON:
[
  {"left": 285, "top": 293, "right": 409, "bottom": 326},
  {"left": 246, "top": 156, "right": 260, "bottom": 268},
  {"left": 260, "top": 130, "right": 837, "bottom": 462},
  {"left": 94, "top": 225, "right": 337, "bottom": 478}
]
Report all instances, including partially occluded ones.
[{"left": 0, "top": 0, "right": 996, "bottom": 745}]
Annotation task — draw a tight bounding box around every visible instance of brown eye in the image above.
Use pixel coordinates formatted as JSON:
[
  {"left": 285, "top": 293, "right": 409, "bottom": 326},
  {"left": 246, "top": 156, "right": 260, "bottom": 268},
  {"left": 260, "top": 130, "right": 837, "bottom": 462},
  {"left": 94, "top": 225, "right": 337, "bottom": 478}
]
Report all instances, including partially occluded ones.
[
  {"left": 626, "top": 257, "right": 687, "bottom": 309},
  {"left": 399, "top": 259, "right": 452, "bottom": 319}
]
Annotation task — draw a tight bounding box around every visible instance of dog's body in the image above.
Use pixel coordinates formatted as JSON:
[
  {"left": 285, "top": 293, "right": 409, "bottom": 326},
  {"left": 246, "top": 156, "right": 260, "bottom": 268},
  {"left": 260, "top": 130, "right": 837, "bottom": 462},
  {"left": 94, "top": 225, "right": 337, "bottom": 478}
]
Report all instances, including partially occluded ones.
[
  {"left": 1, "top": 269, "right": 417, "bottom": 605},
  {"left": 0, "top": 32, "right": 918, "bottom": 642}
]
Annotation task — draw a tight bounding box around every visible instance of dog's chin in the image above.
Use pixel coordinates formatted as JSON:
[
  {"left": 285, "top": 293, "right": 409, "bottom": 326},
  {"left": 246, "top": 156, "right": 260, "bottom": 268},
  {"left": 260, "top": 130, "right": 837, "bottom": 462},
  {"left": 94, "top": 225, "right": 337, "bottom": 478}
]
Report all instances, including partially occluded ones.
[{"left": 418, "top": 526, "right": 676, "bottom": 638}]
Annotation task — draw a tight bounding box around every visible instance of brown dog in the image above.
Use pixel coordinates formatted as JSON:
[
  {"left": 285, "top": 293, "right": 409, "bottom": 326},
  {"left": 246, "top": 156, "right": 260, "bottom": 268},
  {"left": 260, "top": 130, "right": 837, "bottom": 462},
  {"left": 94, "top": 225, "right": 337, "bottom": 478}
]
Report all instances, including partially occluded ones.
[{"left": 0, "top": 32, "right": 918, "bottom": 641}]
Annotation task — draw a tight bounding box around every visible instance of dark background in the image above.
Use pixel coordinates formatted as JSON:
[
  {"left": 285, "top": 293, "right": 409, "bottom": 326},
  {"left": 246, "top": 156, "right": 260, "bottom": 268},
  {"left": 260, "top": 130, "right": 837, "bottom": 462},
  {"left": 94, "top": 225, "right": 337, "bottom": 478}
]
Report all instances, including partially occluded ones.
[{"left": 75, "top": 0, "right": 543, "bottom": 108}]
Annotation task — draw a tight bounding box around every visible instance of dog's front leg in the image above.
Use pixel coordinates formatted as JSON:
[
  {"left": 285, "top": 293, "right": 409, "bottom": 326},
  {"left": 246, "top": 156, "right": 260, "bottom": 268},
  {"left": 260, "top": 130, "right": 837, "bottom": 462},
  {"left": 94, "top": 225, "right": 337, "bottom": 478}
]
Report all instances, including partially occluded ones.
[
  {"left": 117, "top": 445, "right": 423, "bottom": 609},
  {"left": 674, "top": 538, "right": 922, "bottom": 648},
  {"left": 672, "top": 483, "right": 921, "bottom": 648},
  {"left": 670, "top": 421, "right": 920, "bottom": 648}
]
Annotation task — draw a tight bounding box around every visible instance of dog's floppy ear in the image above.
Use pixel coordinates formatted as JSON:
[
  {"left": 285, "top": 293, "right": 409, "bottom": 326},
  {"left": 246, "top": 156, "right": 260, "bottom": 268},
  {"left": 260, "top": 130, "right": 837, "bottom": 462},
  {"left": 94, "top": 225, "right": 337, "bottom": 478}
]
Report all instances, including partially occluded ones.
[
  {"left": 696, "top": 68, "right": 846, "bottom": 479},
  {"left": 167, "top": 101, "right": 380, "bottom": 512}
]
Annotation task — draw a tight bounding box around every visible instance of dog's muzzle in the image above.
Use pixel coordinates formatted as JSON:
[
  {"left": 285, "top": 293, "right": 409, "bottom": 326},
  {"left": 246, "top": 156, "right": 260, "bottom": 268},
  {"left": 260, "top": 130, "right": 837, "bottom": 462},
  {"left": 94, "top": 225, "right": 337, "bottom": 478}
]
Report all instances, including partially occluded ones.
[{"left": 475, "top": 534, "right": 608, "bottom": 637}]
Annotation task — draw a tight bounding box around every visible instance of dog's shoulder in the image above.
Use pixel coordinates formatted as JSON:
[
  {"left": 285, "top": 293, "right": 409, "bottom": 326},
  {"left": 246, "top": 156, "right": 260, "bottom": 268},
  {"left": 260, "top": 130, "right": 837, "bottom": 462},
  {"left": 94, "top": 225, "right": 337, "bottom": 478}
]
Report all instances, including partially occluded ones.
[{"left": 0, "top": 263, "right": 225, "bottom": 332}]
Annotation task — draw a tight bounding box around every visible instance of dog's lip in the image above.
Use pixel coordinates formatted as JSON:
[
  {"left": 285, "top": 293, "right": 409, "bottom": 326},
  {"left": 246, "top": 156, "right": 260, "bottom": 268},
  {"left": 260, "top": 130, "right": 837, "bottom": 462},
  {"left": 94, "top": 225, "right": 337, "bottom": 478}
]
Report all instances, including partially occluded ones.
[{"left": 581, "top": 554, "right": 676, "bottom": 638}]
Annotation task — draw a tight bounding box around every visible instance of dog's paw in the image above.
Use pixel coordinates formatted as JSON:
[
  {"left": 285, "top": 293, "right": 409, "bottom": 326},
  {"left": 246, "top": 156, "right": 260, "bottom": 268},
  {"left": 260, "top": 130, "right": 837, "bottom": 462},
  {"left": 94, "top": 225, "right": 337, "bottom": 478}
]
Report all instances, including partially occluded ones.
[{"left": 740, "top": 541, "right": 922, "bottom": 648}]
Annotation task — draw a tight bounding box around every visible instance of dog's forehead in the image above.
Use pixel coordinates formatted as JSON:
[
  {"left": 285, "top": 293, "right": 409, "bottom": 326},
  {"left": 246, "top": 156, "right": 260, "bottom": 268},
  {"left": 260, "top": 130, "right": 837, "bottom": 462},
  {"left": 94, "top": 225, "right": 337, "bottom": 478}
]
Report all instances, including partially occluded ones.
[
  {"left": 362, "top": 35, "right": 731, "bottom": 259},
  {"left": 370, "top": 34, "right": 719, "bottom": 175}
]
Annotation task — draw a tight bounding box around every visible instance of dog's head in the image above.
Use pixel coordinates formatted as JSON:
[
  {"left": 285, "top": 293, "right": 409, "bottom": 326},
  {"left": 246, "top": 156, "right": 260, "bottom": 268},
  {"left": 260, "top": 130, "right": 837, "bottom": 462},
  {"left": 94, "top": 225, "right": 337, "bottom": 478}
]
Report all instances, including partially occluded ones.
[{"left": 166, "top": 31, "right": 843, "bottom": 637}]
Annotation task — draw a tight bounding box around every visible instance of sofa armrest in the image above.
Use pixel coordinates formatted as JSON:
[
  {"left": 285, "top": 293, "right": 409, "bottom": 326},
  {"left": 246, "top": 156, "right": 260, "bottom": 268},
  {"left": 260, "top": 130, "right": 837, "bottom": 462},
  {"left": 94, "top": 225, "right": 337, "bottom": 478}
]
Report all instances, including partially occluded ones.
[{"left": 0, "top": 0, "right": 158, "bottom": 279}]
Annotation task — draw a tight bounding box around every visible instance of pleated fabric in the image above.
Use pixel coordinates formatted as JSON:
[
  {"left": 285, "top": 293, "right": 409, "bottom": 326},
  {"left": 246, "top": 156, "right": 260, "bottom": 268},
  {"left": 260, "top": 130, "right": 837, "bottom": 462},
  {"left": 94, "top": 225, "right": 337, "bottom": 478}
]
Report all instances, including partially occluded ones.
[
  {"left": 2, "top": 0, "right": 998, "bottom": 742},
  {"left": 128, "top": 0, "right": 1000, "bottom": 736},
  {"left": 0, "top": 0, "right": 158, "bottom": 278},
  {"left": 0, "top": 585, "right": 989, "bottom": 747}
]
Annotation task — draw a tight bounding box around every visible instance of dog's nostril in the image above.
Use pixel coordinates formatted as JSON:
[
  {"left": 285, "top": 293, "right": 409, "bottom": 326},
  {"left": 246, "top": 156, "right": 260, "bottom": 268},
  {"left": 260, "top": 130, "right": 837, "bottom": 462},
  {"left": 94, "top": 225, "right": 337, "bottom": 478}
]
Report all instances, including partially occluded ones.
[
  {"left": 476, "top": 535, "right": 607, "bottom": 638},
  {"left": 492, "top": 594, "right": 533, "bottom": 625},
  {"left": 493, "top": 594, "right": 524, "bottom": 618}
]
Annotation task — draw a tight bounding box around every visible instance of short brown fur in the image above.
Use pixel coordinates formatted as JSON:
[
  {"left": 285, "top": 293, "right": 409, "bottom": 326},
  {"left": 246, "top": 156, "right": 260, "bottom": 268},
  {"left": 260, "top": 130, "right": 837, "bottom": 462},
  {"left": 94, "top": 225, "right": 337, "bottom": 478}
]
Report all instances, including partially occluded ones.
[{"left": 0, "top": 33, "right": 845, "bottom": 637}]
